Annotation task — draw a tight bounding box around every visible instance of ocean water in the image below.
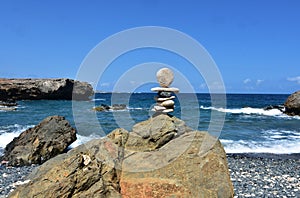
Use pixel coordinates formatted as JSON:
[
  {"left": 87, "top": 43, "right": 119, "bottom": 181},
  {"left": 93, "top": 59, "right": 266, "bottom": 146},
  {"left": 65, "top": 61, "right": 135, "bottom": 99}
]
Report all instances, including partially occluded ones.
[{"left": 0, "top": 93, "right": 299, "bottom": 155}]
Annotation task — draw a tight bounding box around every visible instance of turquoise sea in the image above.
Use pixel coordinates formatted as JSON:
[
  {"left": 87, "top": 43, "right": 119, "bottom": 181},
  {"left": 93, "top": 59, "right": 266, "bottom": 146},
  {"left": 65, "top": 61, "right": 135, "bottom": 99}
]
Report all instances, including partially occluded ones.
[{"left": 0, "top": 93, "right": 299, "bottom": 155}]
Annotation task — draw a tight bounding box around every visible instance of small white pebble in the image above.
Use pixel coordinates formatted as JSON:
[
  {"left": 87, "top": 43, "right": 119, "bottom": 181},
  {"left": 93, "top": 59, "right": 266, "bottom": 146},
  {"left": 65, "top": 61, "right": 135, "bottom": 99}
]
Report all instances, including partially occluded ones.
[{"left": 12, "top": 180, "right": 31, "bottom": 187}]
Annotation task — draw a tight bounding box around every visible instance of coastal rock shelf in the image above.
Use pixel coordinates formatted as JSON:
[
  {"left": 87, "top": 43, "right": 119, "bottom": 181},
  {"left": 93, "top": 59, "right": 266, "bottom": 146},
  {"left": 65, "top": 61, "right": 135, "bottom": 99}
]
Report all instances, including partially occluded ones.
[{"left": 0, "top": 78, "right": 94, "bottom": 101}]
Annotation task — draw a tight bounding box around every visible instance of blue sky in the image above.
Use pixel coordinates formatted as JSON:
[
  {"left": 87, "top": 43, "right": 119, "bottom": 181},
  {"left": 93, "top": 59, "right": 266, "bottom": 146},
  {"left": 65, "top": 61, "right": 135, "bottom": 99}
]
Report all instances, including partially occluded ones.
[{"left": 0, "top": 0, "right": 299, "bottom": 93}]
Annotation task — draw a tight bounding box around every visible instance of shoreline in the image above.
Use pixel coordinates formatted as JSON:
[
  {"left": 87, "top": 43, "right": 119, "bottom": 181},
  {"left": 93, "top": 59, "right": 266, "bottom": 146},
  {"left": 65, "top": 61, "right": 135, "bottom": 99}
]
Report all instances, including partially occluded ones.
[
  {"left": 227, "top": 152, "right": 300, "bottom": 160},
  {"left": 1, "top": 153, "right": 299, "bottom": 197}
]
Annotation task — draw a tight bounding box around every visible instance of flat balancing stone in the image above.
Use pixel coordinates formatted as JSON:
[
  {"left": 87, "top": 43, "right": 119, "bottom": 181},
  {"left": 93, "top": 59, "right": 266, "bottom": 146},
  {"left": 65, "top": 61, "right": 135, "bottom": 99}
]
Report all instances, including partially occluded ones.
[
  {"left": 161, "top": 100, "right": 175, "bottom": 107},
  {"left": 151, "top": 87, "right": 180, "bottom": 93},
  {"left": 155, "top": 96, "right": 175, "bottom": 102}
]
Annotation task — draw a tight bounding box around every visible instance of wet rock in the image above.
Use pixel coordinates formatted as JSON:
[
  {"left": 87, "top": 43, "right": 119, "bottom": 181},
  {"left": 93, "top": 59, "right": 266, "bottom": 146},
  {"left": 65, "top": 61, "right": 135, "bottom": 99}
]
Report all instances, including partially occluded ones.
[
  {"left": 263, "top": 105, "right": 285, "bottom": 112},
  {"left": 0, "top": 99, "right": 18, "bottom": 111},
  {"left": 111, "top": 104, "right": 127, "bottom": 110},
  {"left": 284, "top": 90, "right": 300, "bottom": 116},
  {"left": 1, "top": 116, "right": 76, "bottom": 166},
  {"left": 93, "top": 104, "right": 127, "bottom": 111},
  {"left": 93, "top": 104, "right": 111, "bottom": 111},
  {"left": 0, "top": 99, "right": 17, "bottom": 107}
]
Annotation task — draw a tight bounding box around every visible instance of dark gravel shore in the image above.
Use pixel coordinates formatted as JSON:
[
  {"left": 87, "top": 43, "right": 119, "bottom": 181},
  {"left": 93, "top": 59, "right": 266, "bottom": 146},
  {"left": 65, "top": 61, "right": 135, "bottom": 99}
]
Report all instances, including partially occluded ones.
[
  {"left": 227, "top": 153, "right": 300, "bottom": 198},
  {"left": 0, "top": 153, "right": 299, "bottom": 197},
  {"left": 0, "top": 164, "right": 38, "bottom": 198}
]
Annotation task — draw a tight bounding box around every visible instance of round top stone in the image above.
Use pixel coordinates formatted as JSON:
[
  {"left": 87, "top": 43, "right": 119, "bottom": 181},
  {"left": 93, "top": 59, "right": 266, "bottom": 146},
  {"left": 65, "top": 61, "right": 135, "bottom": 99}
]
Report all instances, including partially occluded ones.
[{"left": 156, "top": 68, "right": 174, "bottom": 87}]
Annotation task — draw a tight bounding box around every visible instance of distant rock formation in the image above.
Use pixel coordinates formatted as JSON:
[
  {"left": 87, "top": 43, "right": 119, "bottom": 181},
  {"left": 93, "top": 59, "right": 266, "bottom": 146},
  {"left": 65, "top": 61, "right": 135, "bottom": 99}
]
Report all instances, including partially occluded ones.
[
  {"left": 284, "top": 91, "right": 300, "bottom": 116},
  {"left": 9, "top": 114, "right": 234, "bottom": 197},
  {"left": 1, "top": 116, "right": 76, "bottom": 166},
  {"left": 0, "top": 99, "right": 18, "bottom": 111},
  {"left": 0, "top": 78, "right": 94, "bottom": 101},
  {"left": 263, "top": 105, "right": 285, "bottom": 112},
  {"left": 93, "top": 104, "right": 127, "bottom": 111}
]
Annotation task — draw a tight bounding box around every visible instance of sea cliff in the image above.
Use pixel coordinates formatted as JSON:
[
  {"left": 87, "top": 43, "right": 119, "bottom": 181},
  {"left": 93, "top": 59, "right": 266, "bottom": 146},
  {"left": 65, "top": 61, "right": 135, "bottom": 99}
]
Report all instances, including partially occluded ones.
[{"left": 0, "top": 78, "right": 93, "bottom": 101}]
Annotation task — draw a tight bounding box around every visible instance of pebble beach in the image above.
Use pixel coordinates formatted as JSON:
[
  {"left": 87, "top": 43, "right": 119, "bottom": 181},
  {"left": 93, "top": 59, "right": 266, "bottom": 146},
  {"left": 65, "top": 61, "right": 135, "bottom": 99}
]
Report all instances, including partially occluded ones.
[
  {"left": 227, "top": 154, "right": 300, "bottom": 198},
  {"left": 0, "top": 154, "right": 299, "bottom": 197}
]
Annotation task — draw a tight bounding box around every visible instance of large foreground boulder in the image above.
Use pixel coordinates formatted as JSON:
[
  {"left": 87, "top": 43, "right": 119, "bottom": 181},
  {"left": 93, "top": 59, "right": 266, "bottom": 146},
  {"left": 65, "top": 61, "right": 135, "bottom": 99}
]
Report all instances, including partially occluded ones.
[
  {"left": 0, "top": 78, "right": 94, "bottom": 100},
  {"left": 9, "top": 128, "right": 128, "bottom": 198},
  {"left": 121, "top": 132, "right": 232, "bottom": 197},
  {"left": 1, "top": 116, "right": 76, "bottom": 166},
  {"left": 284, "top": 90, "right": 300, "bottom": 116},
  {"left": 9, "top": 114, "right": 234, "bottom": 197}
]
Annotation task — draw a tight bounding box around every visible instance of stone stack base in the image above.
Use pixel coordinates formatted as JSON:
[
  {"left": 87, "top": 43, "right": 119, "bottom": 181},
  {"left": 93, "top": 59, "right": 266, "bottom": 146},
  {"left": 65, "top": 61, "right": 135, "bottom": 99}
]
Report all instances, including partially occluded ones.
[{"left": 151, "top": 87, "right": 179, "bottom": 113}]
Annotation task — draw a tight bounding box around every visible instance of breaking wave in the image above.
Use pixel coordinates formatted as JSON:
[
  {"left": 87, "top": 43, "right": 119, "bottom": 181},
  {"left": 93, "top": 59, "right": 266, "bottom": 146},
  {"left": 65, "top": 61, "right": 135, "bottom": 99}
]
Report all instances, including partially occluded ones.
[{"left": 200, "top": 106, "right": 300, "bottom": 119}]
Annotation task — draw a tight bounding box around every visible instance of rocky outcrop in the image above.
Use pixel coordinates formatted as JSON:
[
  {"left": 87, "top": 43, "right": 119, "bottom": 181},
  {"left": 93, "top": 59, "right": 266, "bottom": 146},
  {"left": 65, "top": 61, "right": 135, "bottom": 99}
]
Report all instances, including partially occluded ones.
[
  {"left": 121, "top": 132, "right": 232, "bottom": 197},
  {"left": 9, "top": 128, "right": 128, "bottom": 198},
  {"left": 93, "top": 104, "right": 127, "bottom": 111},
  {"left": 121, "top": 115, "right": 233, "bottom": 197},
  {"left": 9, "top": 114, "right": 234, "bottom": 197},
  {"left": 0, "top": 99, "right": 18, "bottom": 111},
  {"left": 0, "top": 99, "right": 17, "bottom": 107},
  {"left": 125, "top": 114, "right": 191, "bottom": 152},
  {"left": 0, "top": 78, "right": 94, "bottom": 101},
  {"left": 1, "top": 116, "right": 76, "bottom": 166},
  {"left": 284, "top": 91, "right": 300, "bottom": 116},
  {"left": 264, "top": 105, "right": 285, "bottom": 112}
]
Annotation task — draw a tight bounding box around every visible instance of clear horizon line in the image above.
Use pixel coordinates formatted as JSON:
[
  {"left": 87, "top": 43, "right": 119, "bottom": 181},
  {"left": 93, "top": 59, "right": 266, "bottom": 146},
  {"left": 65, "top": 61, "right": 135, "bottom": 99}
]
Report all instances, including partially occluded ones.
[{"left": 94, "top": 91, "right": 291, "bottom": 95}]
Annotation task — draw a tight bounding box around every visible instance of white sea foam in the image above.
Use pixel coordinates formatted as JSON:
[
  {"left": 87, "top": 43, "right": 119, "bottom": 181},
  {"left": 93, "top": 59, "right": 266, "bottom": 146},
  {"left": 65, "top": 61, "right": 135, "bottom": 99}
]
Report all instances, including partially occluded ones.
[
  {"left": 0, "top": 105, "right": 17, "bottom": 111},
  {"left": 290, "top": 136, "right": 300, "bottom": 139},
  {"left": 109, "top": 107, "right": 146, "bottom": 112},
  {"left": 0, "top": 124, "right": 34, "bottom": 148},
  {"left": 128, "top": 107, "right": 144, "bottom": 110},
  {"left": 200, "top": 106, "right": 300, "bottom": 119},
  {"left": 262, "top": 129, "right": 300, "bottom": 139},
  {"left": 92, "top": 98, "right": 106, "bottom": 101},
  {"left": 221, "top": 139, "right": 300, "bottom": 154},
  {"left": 219, "top": 139, "right": 234, "bottom": 143},
  {"left": 0, "top": 131, "right": 21, "bottom": 148},
  {"left": 270, "top": 135, "right": 286, "bottom": 139},
  {"left": 69, "top": 134, "right": 102, "bottom": 148}
]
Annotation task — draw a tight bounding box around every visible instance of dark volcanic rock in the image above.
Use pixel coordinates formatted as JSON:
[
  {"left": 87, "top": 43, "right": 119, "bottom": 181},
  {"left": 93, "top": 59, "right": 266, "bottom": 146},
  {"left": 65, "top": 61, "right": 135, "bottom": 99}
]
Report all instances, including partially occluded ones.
[
  {"left": 0, "top": 78, "right": 94, "bottom": 101},
  {"left": 0, "top": 99, "right": 17, "bottom": 107},
  {"left": 263, "top": 105, "right": 285, "bottom": 112},
  {"left": 93, "top": 104, "right": 127, "bottom": 111},
  {"left": 9, "top": 115, "right": 234, "bottom": 198},
  {"left": 111, "top": 104, "right": 127, "bottom": 110},
  {"left": 284, "top": 90, "right": 300, "bottom": 116},
  {"left": 0, "top": 99, "right": 18, "bottom": 111},
  {"left": 1, "top": 116, "right": 76, "bottom": 166}
]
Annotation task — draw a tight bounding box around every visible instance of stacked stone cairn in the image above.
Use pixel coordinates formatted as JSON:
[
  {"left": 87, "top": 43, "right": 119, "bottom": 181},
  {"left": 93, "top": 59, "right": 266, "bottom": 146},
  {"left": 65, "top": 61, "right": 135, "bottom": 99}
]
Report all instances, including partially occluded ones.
[{"left": 151, "top": 68, "right": 179, "bottom": 113}]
